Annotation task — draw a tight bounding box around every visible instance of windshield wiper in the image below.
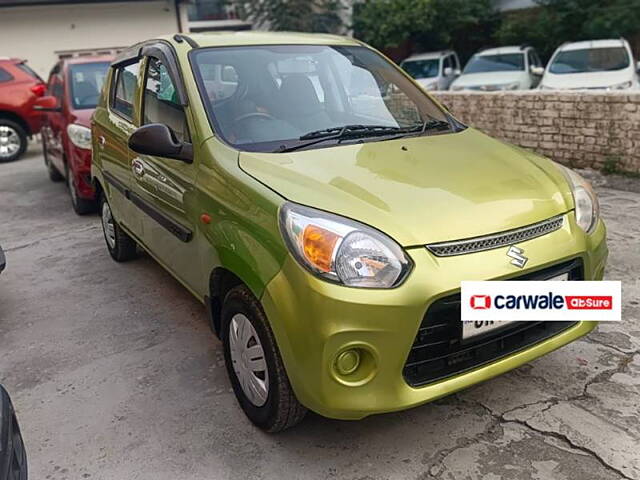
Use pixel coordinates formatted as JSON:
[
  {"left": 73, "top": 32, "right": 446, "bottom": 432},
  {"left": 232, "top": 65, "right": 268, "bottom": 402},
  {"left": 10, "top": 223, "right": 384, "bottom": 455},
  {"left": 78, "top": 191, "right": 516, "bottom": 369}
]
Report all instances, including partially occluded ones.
[{"left": 274, "top": 120, "right": 452, "bottom": 153}]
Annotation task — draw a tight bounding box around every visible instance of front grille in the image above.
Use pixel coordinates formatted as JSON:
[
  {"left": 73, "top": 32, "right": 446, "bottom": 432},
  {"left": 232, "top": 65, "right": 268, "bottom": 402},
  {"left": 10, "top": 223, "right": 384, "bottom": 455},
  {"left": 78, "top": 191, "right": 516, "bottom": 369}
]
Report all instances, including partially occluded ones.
[
  {"left": 403, "top": 259, "right": 583, "bottom": 387},
  {"left": 426, "top": 215, "right": 564, "bottom": 257}
]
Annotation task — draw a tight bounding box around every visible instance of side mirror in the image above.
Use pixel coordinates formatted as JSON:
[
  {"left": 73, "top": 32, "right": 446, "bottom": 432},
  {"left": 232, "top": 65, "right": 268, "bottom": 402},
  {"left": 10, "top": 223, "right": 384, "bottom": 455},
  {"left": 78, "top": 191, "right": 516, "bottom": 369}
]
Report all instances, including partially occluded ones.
[
  {"left": 443, "top": 67, "right": 453, "bottom": 76},
  {"left": 128, "top": 124, "right": 193, "bottom": 163},
  {"left": 530, "top": 66, "right": 545, "bottom": 76},
  {"left": 33, "top": 95, "right": 61, "bottom": 112},
  {"left": 0, "top": 385, "right": 28, "bottom": 477}
]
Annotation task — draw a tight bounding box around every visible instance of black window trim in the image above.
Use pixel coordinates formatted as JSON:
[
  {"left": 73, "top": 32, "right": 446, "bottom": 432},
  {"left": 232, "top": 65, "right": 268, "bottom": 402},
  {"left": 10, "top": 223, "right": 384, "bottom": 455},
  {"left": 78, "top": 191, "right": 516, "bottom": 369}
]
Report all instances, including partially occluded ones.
[{"left": 109, "top": 58, "right": 140, "bottom": 123}]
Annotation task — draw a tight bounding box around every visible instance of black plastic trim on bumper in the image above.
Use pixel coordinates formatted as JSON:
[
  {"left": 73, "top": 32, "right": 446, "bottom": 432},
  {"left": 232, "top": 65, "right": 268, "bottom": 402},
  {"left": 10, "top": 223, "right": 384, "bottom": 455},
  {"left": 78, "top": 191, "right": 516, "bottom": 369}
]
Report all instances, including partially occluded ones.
[
  {"left": 0, "top": 246, "right": 5, "bottom": 273},
  {"left": 102, "top": 170, "right": 192, "bottom": 243},
  {"left": 403, "top": 259, "right": 584, "bottom": 387}
]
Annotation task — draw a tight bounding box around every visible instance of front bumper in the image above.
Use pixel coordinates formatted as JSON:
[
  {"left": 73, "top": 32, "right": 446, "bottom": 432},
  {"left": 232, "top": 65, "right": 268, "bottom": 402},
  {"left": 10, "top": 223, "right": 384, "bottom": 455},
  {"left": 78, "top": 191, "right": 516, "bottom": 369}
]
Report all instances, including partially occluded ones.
[
  {"left": 261, "top": 213, "right": 608, "bottom": 420},
  {"left": 68, "top": 144, "right": 95, "bottom": 200}
]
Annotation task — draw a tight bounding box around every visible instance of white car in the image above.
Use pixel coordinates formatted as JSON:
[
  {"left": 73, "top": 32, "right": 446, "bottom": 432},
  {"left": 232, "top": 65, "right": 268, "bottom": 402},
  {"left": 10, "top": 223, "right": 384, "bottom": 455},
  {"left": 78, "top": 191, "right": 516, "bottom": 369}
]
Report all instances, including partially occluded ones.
[
  {"left": 400, "top": 50, "right": 461, "bottom": 91},
  {"left": 450, "top": 45, "right": 544, "bottom": 91},
  {"left": 540, "top": 39, "right": 640, "bottom": 91}
]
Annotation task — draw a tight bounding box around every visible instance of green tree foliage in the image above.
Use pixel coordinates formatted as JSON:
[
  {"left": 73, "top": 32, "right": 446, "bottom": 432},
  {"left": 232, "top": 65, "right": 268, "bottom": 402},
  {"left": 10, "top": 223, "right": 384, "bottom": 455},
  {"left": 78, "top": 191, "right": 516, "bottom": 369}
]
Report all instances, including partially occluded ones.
[
  {"left": 497, "top": 0, "right": 640, "bottom": 60},
  {"left": 229, "top": 0, "right": 343, "bottom": 33},
  {"left": 352, "top": 0, "right": 499, "bottom": 61}
]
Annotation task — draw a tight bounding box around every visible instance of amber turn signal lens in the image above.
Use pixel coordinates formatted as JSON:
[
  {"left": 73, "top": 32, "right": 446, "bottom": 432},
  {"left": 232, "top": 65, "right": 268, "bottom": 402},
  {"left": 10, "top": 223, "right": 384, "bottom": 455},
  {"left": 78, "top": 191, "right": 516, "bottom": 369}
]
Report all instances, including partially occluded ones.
[{"left": 302, "top": 225, "right": 340, "bottom": 272}]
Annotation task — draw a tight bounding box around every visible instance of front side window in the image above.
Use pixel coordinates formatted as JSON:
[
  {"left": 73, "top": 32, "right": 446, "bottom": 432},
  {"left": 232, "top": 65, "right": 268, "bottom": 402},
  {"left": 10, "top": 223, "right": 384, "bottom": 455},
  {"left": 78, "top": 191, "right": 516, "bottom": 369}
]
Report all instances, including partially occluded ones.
[
  {"left": 142, "top": 57, "right": 189, "bottom": 142},
  {"left": 69, "top": 62, "right": 110, "bottom": 109},
  {"left": 111, "top": 61, "right": 140, "bottom": 120},
  {"left": 549, "top": 47, "right": 630, "bottom": 74},
  {"left": 191, "top": 45, "right": 450, "bottom": 153},
  {"left": 402, "top": 59, "right": 440, "bottom": 79},
  {"left": 463, "top": 53, "right": 525, "bottom": 73}
]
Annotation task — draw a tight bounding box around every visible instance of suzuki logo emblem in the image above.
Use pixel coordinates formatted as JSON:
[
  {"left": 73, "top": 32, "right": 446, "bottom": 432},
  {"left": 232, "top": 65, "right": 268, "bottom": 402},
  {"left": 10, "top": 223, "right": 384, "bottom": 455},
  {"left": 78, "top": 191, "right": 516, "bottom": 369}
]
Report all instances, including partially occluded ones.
[{"left": 507, "top": 245, "right": 528, "bottom": 268}]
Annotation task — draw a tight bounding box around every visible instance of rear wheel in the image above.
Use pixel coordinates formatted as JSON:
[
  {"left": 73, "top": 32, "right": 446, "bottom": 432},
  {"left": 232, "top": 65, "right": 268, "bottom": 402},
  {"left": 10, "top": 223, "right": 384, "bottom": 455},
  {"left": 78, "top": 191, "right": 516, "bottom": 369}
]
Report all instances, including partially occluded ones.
[
  {"left": 0, "top": 120, "right": 27, "bottom": 163},
  {"left": 67, "top": 164, "right": 96, "bottom": 215},
  {"left": 222, "top": 285, "right": 306, "bottom": 432},
  {"left": 43, "top": 137, "right": 63, "bottom": 182},
  {"left": 100, "top": 193, "right": 137, "bottom": 262}
]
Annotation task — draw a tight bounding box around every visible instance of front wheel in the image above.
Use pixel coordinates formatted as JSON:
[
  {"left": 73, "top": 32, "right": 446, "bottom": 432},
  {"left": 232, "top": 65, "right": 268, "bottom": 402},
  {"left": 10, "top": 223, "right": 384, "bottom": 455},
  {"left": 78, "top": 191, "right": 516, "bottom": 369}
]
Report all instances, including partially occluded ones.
[
  {"left": 222, "top": 285, "right": 306, "bottom": 432},
  {"left": 0, "top": 120, "right": 27, "bottom": 163},
  {"left": 100, "top": 193, "right": 137, "bottom": 262}
]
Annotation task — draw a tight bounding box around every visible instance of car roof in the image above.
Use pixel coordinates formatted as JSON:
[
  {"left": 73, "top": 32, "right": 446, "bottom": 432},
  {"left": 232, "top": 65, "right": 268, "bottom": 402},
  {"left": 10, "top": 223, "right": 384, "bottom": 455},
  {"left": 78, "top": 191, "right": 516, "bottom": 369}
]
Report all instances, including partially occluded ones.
[
  {"left": 476, "top": 46, "right": 527, "bottom": 56},
  {"left": 403, "top": 50, "right": 454, "bottom": 61},
  {"left": 558, "top": 39, "right": 627, "bottom": 51},
  {"left": 166, "top": 31, "right": 361, "bottom": 48},
  {"left": 61, "top": 55, "right": 114, "bottom": 66},
  {"left": 0, "top": 57, "right": 24, "bottom": 64}
]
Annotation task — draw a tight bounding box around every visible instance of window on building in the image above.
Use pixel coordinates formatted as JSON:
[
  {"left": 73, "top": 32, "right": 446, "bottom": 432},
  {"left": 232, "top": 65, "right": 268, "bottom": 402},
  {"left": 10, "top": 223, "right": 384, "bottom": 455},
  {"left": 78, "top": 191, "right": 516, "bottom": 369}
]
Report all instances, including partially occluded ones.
[
  {"left": 142, "top": 57, "right": 189, "bottom": 143},
  {"left": 111, "top": 61, "right": 140, "bottom": 120}
]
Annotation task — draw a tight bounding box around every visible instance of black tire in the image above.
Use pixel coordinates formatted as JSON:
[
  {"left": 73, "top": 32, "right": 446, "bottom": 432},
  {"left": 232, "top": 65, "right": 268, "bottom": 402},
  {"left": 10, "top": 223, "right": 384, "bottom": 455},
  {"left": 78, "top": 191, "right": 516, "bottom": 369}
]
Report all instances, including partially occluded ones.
[
  {"left": 66, "top": 163, "right": 96, "bottom": 215},
  {"left": 0, "top": 119, "right": 27, "bottom": 163},
  {"left": 0, "top": 386, "right": 28, "bottom": 480},
  {"left": 222, "top": 285, "right": 306, "bottom": 432},
  {"left": 99, "top": 192, "right": 137, "bottom": 262},
  {"left": 43, "top": 136, "right": 63, "bottom": 182}
]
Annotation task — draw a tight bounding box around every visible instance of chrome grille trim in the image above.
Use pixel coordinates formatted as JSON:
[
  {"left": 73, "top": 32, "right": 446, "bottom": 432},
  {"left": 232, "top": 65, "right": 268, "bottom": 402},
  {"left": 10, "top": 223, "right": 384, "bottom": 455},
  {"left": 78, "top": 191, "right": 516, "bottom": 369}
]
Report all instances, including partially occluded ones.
[{"left": 426, "top": 215, "right": 564, "bottom": 257}]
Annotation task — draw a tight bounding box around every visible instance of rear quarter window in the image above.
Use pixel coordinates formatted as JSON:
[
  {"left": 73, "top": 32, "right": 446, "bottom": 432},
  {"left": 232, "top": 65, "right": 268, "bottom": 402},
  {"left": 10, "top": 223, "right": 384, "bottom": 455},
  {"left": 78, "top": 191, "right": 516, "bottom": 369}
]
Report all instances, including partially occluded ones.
[
  {"left": 0, "top": 67, "right": 13, "bottom": 83},
  {"left": 110, "top": 62, "right": 140, "bottom": 120}
]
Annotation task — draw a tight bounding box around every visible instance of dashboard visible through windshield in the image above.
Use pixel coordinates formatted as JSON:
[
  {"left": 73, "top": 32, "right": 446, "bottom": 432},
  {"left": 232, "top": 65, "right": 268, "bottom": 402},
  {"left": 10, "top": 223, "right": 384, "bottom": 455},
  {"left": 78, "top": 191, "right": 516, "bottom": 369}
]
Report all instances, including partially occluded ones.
[{"left": 190, "top": 45, "right": 452, "bottom": 152}]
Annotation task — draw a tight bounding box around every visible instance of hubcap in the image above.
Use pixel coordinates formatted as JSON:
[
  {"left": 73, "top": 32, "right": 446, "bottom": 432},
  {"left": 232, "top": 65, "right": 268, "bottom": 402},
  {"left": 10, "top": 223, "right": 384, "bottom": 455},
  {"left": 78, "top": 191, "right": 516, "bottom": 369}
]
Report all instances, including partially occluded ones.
[
  {"left": 0, "top": 126, "right": 21, "bottom": 159},
  {"left": 101, "top": 201, "right": 116, "bottom": 249},
  {"left": 229, "top": 313, "right": 269, "bottom": 407}
]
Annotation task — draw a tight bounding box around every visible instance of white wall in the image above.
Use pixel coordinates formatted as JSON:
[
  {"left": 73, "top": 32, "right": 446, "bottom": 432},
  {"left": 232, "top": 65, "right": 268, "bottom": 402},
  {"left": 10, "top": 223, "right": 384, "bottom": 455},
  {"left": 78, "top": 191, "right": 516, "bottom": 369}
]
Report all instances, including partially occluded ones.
[{"left": 0, "top": 1, "right": 180, "bottom": 78}]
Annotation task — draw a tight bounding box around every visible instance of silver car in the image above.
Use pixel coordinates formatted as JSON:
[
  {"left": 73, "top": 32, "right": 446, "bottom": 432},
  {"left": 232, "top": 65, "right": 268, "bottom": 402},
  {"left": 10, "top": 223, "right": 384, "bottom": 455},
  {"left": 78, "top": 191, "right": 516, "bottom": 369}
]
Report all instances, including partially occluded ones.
[{"left": 400, "top": 50, "right": 461, "bottom": 91}]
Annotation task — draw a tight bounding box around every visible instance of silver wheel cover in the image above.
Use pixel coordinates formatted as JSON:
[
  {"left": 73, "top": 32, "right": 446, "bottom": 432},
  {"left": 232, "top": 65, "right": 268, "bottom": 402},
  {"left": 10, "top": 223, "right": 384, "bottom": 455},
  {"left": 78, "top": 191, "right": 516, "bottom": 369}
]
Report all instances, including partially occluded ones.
[
  {"left": 101, "top": 201, "right": 116, "bottom": 249},
  {"left": 0, "top": 126, "right": 21, "bottom": 159},
  {"left": 229, "top": 313, "right": 269, "bottom": 407}
]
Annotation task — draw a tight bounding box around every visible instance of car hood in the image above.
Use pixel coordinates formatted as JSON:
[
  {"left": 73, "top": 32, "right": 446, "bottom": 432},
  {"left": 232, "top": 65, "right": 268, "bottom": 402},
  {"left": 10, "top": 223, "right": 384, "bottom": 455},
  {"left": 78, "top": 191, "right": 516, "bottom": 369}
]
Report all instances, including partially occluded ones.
[
  {"left": 541, "top": 69, "right": 634, "bottom": 89},
  {"left": 452, "top": 71, "right": 525, "bottom": 88},
  {"left": 69, "top": 109, "right": 94, "bottom": 128},
  {"left": 239, "top": 128, "right": 572, "bottom": 246}
]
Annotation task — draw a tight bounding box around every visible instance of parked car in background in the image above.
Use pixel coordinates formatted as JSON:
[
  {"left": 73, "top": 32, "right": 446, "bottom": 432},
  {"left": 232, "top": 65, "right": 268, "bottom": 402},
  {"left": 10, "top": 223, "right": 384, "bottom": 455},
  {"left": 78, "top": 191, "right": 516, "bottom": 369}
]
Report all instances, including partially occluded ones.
[
  {"left": 539, "top": 38, "right": 640, "bottom": 91},
  {"left": 0, "top": 244, "right": 5, "bottom": 273},
  {"left": 0, "top": 384, "right": 28, "bottom": 479},
  {"left": 0, "top": 58, "right": 46, "bottom": 162},
  {"left": 451, "top": 45, "right": 544, "bottom": 91},
  {"left": 400, "top": 50, "right": 461, "bottom": 90},
  {"left": 37, "top": 55, "right": 112, "bottom": 214},
  {"left": 93, "top": 33, "right": 606, "bottom": 432}
]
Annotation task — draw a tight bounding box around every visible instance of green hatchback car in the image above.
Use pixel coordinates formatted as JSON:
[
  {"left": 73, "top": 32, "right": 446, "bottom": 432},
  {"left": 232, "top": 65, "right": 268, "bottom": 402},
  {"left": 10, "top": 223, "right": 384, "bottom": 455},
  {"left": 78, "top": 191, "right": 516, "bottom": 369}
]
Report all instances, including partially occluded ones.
[{"left": 91, "top": 32, "right": 607, "bottom": 432}]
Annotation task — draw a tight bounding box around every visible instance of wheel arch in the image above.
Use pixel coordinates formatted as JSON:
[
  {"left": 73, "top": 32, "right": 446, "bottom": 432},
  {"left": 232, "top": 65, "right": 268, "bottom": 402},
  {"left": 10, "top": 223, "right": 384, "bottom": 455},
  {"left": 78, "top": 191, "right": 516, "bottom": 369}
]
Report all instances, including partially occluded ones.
[{"left": 0, "top": 110, "right": 30, "bottom": 136}]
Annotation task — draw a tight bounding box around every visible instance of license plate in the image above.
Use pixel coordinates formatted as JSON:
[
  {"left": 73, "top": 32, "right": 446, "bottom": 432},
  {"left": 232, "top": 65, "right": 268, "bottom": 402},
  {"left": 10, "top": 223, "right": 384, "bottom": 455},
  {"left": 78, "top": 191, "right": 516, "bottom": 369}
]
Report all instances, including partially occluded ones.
[{"left": 461, "top": 272, "right": 569, "bottom": 340}]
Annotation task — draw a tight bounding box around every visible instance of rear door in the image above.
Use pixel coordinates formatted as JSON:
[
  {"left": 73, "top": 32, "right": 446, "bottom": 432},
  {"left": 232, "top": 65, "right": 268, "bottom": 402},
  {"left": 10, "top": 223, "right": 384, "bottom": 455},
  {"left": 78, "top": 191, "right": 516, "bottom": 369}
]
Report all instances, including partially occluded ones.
[
  {"left": 131, "top": 54, "right": 200, "bottom": 291},
  {"left": 93, "top": 59, "right": 144, "bottom": 239}
]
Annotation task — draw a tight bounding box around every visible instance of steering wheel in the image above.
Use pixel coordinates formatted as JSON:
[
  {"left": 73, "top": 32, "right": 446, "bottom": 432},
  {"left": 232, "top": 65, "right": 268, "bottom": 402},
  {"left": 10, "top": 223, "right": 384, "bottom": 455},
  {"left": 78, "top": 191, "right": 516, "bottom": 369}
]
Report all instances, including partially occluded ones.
[{"left": 234, "top": 112, "right": 278, "bottom": 124}]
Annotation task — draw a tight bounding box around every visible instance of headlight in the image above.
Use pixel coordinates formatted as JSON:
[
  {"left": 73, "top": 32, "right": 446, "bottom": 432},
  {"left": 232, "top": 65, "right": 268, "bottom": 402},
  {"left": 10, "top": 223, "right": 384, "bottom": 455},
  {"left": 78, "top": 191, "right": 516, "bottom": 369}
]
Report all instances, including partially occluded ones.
[
  {"left": 558, "top": 165, "right": 600, "bottom": 234},
  {"left": 451, "top": 84, "right": 465, "bottom": 91},
  {"left": 67, "top": 124, "right": 92, "bottom": 150},
  {"left": 423, "top": 82, "right": 438, "bottom": 90},
  {"left": 539, "top": 84, "right": 554, "bottom": 90},
  {"left": 609, "top": 81, "right": 632, "bottom": 90},
  {"left": 501, "top": 82, "right": 521, "bottom": 91},
  {"left": 279, "top": 203, "right": 412, "bottom": 288}
]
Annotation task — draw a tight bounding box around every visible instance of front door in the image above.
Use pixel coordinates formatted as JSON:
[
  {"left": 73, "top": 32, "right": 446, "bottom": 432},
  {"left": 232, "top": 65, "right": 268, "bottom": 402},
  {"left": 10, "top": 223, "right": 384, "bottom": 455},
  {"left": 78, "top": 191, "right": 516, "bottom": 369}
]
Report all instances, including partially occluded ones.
[
  {"left": 131, "top": 56, "right": 201, "bottom": 293},
  {"left": 43, "top": 70, "right": 66, "bottom": 175}
]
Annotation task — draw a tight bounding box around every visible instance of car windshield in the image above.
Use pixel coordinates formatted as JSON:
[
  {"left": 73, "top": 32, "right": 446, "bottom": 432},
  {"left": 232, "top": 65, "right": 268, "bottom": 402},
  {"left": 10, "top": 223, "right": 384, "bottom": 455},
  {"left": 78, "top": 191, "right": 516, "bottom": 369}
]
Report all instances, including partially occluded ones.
[
  {"left": 191, "top": 45, "right": 450, "bottom": 152},
  {"left": 401, "top": 59, "right": 440, "bottom": 79},
  {"left": 463, "top": 53, "right": 525, "bottom": 73},
  {"left": 69, "top": 62, "right": 110, "bottom": 109},
  {"left": 549, "top": 47, "right": 630, "bottom": 74}
]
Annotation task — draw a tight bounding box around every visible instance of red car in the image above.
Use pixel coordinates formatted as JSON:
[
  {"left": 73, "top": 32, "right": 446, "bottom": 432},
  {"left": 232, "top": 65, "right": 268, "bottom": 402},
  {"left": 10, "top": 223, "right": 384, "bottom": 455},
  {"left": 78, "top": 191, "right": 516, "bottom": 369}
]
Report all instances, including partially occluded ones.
[
  {"left": 0, "top": 58, "right": 46, "bottom": 162},
  {"left": 37, "top": 55, "right": 112, "bottom": 214}
]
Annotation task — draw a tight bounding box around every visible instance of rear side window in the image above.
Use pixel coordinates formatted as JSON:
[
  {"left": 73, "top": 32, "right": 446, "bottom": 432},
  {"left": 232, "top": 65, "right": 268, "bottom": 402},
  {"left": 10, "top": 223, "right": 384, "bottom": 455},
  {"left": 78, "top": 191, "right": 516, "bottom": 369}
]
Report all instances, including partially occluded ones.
[
  {"left": 111, "top": 61, "right": 140, "bottom": 120},
  {"left": 142, "top": 57, "right": 189, "bottom": 142},
  {"left": 0, "top": 67, "right": 13, "bottom": 83}
]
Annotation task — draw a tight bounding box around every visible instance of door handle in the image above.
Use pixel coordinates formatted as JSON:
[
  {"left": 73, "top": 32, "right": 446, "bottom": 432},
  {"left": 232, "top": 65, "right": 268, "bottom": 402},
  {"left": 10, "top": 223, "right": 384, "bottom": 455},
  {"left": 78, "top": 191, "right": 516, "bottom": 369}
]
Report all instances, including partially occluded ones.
[{"left": 131, "top": 158, "right": 145, "bottom": 178}]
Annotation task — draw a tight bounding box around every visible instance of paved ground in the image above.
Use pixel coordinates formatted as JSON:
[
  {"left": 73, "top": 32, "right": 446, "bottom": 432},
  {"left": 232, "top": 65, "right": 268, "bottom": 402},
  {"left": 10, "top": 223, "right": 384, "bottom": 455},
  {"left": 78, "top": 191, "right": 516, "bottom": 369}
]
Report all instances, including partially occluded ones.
[{"left": 1, "top": 144, "right": 639, "bottom": 480}]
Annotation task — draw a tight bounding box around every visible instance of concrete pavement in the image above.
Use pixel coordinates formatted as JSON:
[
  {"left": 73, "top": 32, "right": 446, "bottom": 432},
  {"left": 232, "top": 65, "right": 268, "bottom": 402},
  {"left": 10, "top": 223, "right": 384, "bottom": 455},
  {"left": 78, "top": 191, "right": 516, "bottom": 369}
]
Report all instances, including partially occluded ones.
[{"left": 0, "top": 145, "right": 638, "bottom": 480}]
